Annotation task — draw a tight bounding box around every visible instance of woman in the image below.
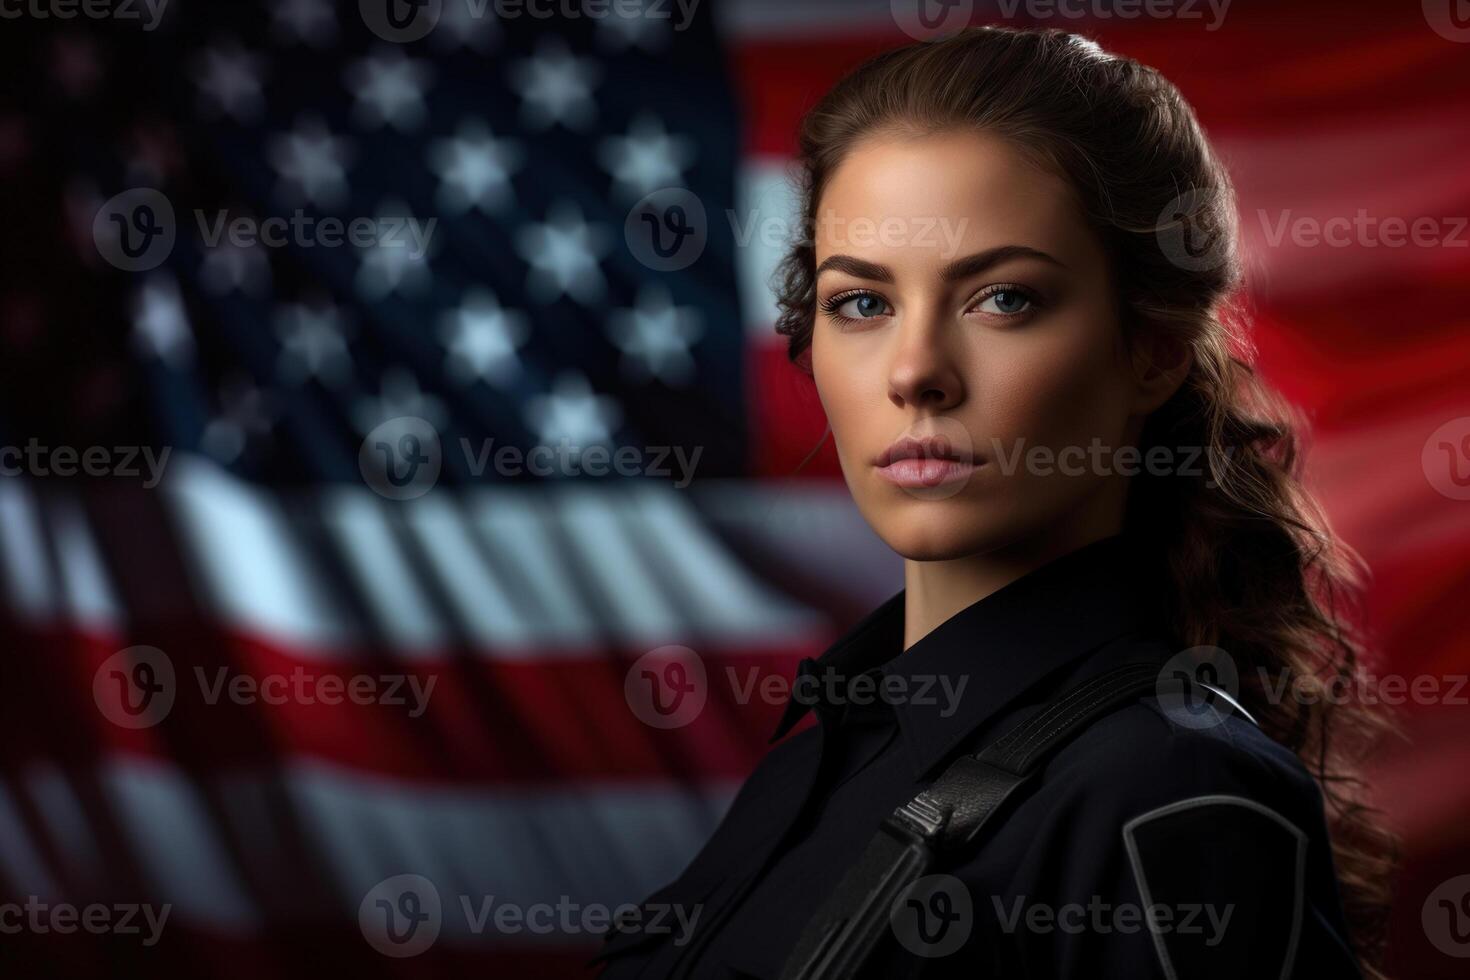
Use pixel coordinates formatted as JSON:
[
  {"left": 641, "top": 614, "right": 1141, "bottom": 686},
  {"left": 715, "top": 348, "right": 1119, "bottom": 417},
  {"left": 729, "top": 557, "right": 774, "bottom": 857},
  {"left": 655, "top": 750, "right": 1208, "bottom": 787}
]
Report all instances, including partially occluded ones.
[{"left": 593, "top": 25, "right": 1393, "bottom": 979}]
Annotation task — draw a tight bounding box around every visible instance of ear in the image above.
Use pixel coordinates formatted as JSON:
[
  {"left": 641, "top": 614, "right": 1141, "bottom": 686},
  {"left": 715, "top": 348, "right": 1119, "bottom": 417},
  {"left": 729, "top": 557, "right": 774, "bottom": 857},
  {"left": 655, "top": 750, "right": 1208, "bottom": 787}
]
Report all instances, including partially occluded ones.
[{"left": 1129, "top": 329, "right": 1192, "bottom": 415}]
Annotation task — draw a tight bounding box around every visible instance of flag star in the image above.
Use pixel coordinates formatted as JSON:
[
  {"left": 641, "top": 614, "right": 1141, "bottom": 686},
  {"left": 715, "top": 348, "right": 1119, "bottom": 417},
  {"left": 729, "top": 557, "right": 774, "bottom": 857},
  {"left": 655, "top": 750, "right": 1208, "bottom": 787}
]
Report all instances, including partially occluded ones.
[
  {"left": 354, "top": 201, "right": 434, "bottom": 300},
  {"left": 597, "top": 1, "right": 672, "bottom": 52},
  {"left": 506, "top": 39, "right": 601, "bottom": 131},
  {"left": 202, "top": 376, "right": 275, "bottom": 464},
  {"left": 131, "top": 274, "right": 194, "bottom": 367},
  {"left": 268, "top": 116, "right": 353, "bottom": 208},
  {"left": 607, "top": 284, "right": 703, "bottom": 385},
  {"left": 275, "top": 300, "right": 352, "bottom": 386},
  {"left": 344, "top": 50, "right": 434, "bottom": 132},
  {"left": 439, "top": 289, "right": 528, "bottom": 387},
  {"left": 516, "top": 201, "right": 610, "bottom": 305},
  {"left": 355, "top": 367, "right": 447, "bottom": 433},
  {"left": 427, "top": 120, "right": 521, "bottom": 215},
  {"left": 272, "top": 0, "right": 337, "bottom": 46},
  {"left": 524, "top": 372, "right": 623, "bottom": 456},
  {"left": 433, "top": 0, "right": 500, "bottom": 52},
  {"left": 200, "top": 239, "right": 272, "bottom": 296},
  {"left": 598, "top": 113, "right": 696, "bottom": 200},
  {"left": 193, "top": 42, "right": 267, "bottom": 122}
]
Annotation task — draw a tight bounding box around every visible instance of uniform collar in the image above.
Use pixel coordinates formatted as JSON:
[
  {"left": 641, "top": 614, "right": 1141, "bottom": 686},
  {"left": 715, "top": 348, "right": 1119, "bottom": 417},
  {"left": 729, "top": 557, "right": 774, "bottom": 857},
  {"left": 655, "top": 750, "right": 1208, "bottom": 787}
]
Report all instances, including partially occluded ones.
[{"left": 768, "top": 533, "right": 1161, "bottom": 778}]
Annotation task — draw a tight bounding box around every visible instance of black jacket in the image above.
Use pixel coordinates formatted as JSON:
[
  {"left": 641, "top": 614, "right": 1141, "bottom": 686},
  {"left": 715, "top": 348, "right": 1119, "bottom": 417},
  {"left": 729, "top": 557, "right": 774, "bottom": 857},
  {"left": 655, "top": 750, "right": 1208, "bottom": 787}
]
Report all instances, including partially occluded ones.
[{"left": 591, "top": 533, "right": 1363, "bottom": 979}]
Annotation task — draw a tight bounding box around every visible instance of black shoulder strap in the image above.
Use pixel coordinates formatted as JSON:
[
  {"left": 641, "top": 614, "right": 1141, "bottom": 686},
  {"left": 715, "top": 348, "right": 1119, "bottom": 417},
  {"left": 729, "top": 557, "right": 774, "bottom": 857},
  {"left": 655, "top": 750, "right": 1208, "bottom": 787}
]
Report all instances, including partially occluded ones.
[{"left": 777, "top": 659, "right": 1164, "bottom": 980}]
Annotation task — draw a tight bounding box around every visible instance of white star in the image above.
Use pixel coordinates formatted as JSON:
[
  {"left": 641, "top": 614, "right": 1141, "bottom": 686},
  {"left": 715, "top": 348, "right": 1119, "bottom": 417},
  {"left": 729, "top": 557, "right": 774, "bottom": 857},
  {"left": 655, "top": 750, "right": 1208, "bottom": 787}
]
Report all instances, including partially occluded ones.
[
  {"left": 268, "top": 116, "right": 353, "bottom": 208},
  {"left": 275, "top": 300, "right": 352, "bottom": 386},
  {"left": 606, "top": 284, "right": 703, "bottom": 385},
  {"left": 193, "top": 42, "right": 267, "bottom": 122},
  {"left": 439, "top": 289, "right": 528, "bottom": 387},
  {"left": 506, "top": 39, "right": 600, "bottom": 131},
  {"left": 272, "top": 0, "right": 336, "bottom": 47},
  {"left": 355, "top": 367, "right": 447, "bottom": 433},
  {"left": 524, "top": 371, "right": 622, "bottom": 456},
  {"left": 427, "top": 120, "right": 521, "bottom": 215},
  {"left": 516, "top": 201, "right": 610, "bottom": 305},
  {"left": 433, "top": 0, "right": 500, "bottom": 52},
  {"left": 344, "top": 49, "right": 434, "bottom": 132},
  {"left": 202, "top": 376, "right": 275, "bottom": 464},
  {"left": 597, "top": 0, "right": 672, "bottom": 52},
  {"left": 354, "top": 201, "right": 434, "bottom": 300},
  {"left": 599, "top": 113, "right": 696, "bottom": 200},
  {"left": 200, "top": 239, "right": 272, "bottom": 296},
  {"left": 131, "top": 274, "right": 193, "bottom": 367}
]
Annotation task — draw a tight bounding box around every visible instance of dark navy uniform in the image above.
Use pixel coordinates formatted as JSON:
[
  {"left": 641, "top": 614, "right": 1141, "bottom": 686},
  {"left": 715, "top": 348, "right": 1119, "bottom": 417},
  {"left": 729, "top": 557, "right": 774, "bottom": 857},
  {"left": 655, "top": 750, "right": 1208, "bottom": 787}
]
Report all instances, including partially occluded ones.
[{"left": 592, "top": 534, "right": 1363, "bottom": 978}]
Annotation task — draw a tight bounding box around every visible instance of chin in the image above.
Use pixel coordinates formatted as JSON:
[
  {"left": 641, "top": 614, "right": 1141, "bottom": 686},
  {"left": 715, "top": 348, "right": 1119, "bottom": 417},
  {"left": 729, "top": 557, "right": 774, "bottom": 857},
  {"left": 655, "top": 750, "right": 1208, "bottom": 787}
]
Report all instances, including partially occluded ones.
[{"left": 866, "top": 501, "right": 1006, "bottom": 562}]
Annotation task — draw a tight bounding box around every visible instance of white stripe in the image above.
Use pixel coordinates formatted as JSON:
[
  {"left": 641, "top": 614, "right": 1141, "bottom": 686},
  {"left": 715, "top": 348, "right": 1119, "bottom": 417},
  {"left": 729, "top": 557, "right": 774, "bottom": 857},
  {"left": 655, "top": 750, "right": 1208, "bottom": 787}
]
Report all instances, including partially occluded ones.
[
  {"left": 556, "top": 484, "right": 687, "bottom": 646},
  {"left": 0, "top": 479, "right": 54, "bottom": 621},
  {"left": 625, "top": 484, "right": 819, "bottom": 642},
  {"left": 65, "top": 454, "right": 822, "bottom": 659},
  {"left": 465, "top": 488, "right": 599, "bottom": 648},
  {"left": 165, "top": 455, "right": 360, "bottom": 652},
  {"left": 735, "top": 157, "right": 800, "bottom": 341},
  {"left": 25, "top": 765, "right": 107, "bottom": 890},
  {"left": 0, "top": 782, "right": 61, "bottom": 902},
  {"left": 15, "top": 756, "right": 735, "bottom": 945},
  {"left": 48, "top": 494, "right": 123, "bottom": 631},
  {"left": 400, "top": 494, "right": 537, "bottom": 649},
  {"left": 99, "top": 761, "right": 261, "bottom": 927},
  {"left": 320, "top": 488, "right": 448, "bottom": 652},
  {"left": 693, "top": 480, "right": 903, "bottom": 608}
]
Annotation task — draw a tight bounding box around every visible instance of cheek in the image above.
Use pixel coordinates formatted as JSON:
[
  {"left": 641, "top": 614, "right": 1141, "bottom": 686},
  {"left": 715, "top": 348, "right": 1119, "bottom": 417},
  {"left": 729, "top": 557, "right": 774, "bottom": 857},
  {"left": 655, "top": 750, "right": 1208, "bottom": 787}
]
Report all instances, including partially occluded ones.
[
  {"left": 812, "top": 332, "right": 876, "bottom": 448},
  {"left": 975, "top": 319, "right": 1130, "bottom": 451}
]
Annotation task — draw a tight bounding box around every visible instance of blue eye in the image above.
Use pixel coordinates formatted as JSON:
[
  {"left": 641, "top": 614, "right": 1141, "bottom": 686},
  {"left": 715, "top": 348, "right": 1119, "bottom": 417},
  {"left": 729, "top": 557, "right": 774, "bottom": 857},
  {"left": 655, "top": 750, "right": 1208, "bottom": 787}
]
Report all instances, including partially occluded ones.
[
  {"left": 826, "top": 291, "right": 888, "bottom": 320},
  {"left": 977, "top": 288, "right": 1033, "bottom": 316}
]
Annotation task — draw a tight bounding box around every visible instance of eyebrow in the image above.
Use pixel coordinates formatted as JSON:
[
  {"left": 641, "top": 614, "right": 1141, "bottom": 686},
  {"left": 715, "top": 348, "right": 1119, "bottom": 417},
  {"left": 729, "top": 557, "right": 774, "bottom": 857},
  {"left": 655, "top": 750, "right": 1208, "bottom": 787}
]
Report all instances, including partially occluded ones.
[{"left": 814, "top": 245, "right": 1067, "bottom": 283}]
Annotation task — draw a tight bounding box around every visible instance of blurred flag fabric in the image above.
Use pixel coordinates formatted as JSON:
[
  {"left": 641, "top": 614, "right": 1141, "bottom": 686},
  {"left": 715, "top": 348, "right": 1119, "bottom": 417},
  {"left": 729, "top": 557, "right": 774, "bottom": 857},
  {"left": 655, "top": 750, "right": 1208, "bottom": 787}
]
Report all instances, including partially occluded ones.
[{"left": 0, "top": 1, "right": 1466, "bottom": 978}]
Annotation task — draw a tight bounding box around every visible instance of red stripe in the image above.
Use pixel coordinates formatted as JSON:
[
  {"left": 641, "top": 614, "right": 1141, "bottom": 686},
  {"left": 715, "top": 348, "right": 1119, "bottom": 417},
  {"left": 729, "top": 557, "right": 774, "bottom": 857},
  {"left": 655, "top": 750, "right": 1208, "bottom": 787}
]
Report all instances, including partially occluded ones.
[
  {"left": 0, "top": 621, "right": 828, "bottom": 783},
  {"left": 728, "top": 7, "right": 1469, "bottom": 157}
]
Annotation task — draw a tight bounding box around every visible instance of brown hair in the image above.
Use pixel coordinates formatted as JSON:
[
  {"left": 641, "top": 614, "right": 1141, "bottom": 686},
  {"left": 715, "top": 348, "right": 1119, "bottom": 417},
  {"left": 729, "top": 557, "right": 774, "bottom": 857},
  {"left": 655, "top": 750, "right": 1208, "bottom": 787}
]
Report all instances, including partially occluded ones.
[{"left": 773, "top": 25, "right": 1395, "bottom": 973}]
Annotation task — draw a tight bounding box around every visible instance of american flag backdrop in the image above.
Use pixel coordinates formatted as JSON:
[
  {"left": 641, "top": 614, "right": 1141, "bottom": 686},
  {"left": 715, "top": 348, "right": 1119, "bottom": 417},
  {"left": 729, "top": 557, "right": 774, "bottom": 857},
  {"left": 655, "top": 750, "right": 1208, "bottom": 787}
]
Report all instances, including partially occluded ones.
[{"left": 0, "top": 0, "right": 1466, "bottom": 977}]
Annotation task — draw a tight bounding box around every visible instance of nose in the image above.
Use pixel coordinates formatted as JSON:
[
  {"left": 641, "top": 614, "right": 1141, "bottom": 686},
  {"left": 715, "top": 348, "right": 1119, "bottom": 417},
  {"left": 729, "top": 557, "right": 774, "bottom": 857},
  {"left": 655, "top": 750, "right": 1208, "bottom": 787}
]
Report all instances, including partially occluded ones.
[{"left": 886, "top": 307, "right": 963, "bottom": 411}]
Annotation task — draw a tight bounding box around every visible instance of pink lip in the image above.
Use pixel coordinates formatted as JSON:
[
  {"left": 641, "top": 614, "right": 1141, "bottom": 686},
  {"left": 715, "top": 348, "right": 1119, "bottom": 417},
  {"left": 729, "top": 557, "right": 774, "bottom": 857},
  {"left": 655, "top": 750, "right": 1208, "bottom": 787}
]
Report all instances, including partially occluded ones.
[
  {"left": 875, "top": 456, "right": 977, "bottom": 487},
  {"left": 873, "top": 436, "right": 979, "bottom": 488}
]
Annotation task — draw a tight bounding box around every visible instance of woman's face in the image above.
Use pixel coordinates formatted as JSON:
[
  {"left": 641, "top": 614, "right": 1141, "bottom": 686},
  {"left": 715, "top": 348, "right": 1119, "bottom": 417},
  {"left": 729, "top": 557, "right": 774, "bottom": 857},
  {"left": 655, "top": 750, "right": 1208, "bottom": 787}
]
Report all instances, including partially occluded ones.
[{"left": 811, "top": 129, "right": 1164, "bottom": 561}]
